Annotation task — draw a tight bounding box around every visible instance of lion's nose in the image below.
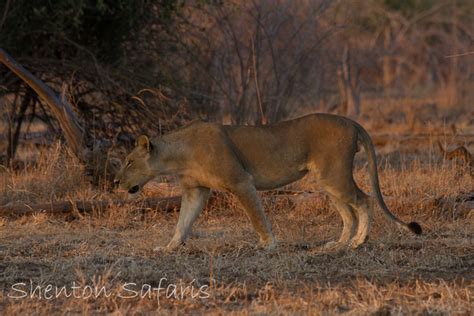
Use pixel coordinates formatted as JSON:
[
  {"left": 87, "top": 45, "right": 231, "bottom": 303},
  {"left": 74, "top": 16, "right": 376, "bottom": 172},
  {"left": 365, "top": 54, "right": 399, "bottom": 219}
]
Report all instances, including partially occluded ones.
[{"left": 113, "top": 179, "right": 120, "bottom": 187}]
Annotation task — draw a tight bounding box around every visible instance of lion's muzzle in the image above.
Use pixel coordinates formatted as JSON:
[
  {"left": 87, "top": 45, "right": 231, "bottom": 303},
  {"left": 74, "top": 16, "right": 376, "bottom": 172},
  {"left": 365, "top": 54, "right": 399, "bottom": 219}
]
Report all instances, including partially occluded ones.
[{"left": 128, "top": 185, "right": 140, "bottom": 194}]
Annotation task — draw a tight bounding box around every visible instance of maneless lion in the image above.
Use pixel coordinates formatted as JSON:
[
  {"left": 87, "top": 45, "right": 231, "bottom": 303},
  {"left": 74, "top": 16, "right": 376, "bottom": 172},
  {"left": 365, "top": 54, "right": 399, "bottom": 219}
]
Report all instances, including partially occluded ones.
[{"left": 114, "top": 114, "right": 422, "bottom": 251}]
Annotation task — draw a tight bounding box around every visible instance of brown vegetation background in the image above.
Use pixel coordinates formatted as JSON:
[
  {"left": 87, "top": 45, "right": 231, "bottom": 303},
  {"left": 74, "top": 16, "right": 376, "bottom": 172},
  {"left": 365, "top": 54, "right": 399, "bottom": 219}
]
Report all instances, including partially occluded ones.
[{"left": 0, "top": 0, "right": 473, "bottom": 314}]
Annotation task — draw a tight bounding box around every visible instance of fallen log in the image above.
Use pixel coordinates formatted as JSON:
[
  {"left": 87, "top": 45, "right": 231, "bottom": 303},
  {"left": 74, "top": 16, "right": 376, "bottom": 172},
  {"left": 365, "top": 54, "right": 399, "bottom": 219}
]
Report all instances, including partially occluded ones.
[
  {"left": 0, "top": 196, "right": 182, "bottom": 216},
  {"left": 0, "top": 190, "right": 317, "bottom": 217}
]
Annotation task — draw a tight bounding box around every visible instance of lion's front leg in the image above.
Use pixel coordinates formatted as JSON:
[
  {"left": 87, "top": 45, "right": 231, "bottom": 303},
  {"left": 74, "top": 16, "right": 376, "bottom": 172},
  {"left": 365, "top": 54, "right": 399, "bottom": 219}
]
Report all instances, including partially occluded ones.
[{"left": 155, "top": 186, "right": 210, "bottom": 252}]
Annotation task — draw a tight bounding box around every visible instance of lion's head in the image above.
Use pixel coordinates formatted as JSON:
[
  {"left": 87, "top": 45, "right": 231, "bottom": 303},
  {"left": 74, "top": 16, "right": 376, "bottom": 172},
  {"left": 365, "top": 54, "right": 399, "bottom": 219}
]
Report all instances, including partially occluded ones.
[{"left": 114, "top": 135, "right": 155, "bottom": 196}]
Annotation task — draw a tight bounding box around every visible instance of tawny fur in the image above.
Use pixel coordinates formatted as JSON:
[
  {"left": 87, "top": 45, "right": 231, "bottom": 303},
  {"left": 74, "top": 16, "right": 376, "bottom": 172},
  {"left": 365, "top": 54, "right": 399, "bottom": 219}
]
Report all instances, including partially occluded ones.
[{"left": 115, "top": 114, "right": 422, "bottom": 251}]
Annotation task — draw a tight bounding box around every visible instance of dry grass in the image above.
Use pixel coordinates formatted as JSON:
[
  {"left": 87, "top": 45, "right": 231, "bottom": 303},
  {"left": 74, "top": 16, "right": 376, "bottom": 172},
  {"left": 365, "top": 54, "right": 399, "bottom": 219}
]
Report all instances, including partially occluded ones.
[
  {"left": 0, "top": 121, "right": 473, "bottom": 314},
  {"left": 0, "top": 143, "right": 89, "bottom": 205}
]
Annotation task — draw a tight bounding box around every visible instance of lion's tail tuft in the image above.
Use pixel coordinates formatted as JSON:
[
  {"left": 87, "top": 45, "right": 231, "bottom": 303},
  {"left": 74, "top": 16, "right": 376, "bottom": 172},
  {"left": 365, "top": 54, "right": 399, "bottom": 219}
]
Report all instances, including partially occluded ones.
[{"left": 407, "top": 221, "right": 422, "bottom": 235}]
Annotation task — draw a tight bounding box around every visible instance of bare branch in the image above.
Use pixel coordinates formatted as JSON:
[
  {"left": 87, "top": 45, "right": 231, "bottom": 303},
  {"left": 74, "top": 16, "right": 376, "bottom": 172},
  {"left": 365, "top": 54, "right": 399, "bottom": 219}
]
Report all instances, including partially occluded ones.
[{"left": 0, "top": 48, "right": 86, "bottom": 158}]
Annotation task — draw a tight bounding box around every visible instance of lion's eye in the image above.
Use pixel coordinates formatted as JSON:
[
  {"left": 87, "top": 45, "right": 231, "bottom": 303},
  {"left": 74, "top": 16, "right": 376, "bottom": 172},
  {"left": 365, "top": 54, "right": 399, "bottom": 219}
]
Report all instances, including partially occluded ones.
[{"left": 126, "top": 160, "right": 133, "bottom": 167}]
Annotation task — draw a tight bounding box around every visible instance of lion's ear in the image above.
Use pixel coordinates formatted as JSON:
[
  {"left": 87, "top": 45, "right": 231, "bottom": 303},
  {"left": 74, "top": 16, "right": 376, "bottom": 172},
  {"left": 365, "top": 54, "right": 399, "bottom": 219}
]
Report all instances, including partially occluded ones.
[{"left": 136, "top": 135, "right": 153, "bottom": 153}]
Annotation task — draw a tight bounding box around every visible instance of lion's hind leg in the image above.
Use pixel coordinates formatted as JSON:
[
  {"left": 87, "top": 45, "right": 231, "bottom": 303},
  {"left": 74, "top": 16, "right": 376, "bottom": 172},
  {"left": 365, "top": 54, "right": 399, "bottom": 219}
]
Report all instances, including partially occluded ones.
[
  {"left": 231, "top": 180, "right": 276, "bottom": 250},
  {"left": 325, "top": 196, "right": 357, "bottom": 249},
  {"left": 320, "top": 176, "right": 372, "bottom": 249},
  {"left": 348, "top": 189, "right": 374, "bottom": 249}
]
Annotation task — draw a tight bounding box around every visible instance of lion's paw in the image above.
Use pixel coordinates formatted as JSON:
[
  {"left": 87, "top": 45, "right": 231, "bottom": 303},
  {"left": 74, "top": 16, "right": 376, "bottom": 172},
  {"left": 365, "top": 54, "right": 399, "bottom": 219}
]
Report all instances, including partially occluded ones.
[
  {"left": 258, "top": 238, "right": 278, "bottom": 251},
  {"left": 324, "top": 241, "right": 340, "bottom": 249},
  {"left": 324, "top": 241, "right": 352, "bottom": 251},
  {"left": 153, "top": 246, "right": 168, "bottom": 253}
]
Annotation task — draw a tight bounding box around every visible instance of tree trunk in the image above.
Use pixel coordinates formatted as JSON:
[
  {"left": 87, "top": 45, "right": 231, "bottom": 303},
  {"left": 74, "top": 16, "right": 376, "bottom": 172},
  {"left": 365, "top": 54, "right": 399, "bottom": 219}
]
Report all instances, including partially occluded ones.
[
  {"left": 0, "top": 48, "right": 86, "bottom": 159},
  {"left": 0, "top": 48, "right": 119, "bottom": 185},
  {"left": 338, "top": 46, "right": 360, "bottom": 118},
  {"left": 6, "top": 90, "right": 31, "bottom": 164},
  {"left": 383, "top": 26, "right": 394, "bottom": 93}
]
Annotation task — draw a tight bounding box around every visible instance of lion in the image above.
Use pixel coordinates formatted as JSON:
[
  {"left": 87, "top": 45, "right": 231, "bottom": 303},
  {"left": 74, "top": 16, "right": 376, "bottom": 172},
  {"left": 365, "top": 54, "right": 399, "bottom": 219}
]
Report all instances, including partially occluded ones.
[{"left": 114, "top": 114, "right": 422, "bottom": 251}]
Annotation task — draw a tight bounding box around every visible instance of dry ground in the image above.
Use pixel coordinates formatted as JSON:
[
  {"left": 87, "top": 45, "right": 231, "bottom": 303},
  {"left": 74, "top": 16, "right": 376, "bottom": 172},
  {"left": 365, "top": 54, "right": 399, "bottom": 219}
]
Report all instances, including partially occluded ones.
[{"left": 0, "top": 116, "right": 473, "bottom": 314}]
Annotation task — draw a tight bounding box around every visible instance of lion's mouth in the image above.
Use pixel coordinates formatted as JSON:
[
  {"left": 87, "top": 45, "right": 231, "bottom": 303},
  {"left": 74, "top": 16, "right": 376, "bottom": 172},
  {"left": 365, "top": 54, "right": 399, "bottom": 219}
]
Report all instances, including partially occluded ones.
[{"left": 128, "top": 185, "right": 140, "bottom": 194}]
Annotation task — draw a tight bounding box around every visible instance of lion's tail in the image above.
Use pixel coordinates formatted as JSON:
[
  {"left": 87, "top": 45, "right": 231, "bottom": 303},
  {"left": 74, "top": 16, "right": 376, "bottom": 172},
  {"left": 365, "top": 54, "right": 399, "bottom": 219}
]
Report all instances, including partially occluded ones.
[{"left": 355, "top": 124, "right": 422, "bottom": 235}]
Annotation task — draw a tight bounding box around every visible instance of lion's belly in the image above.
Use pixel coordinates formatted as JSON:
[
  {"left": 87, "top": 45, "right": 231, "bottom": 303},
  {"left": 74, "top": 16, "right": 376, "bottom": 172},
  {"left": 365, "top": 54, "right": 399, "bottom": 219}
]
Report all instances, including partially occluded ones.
[
  {"left": 225, "top": 124, "right": 311, "bottom": 190},
  {"left": 252, "top": 168, "right": 309, "bottom": 190},
  {"left": 236, "top": 142, "right": 310, "bottom": 190}
]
